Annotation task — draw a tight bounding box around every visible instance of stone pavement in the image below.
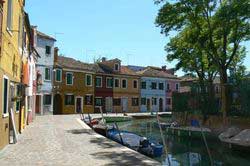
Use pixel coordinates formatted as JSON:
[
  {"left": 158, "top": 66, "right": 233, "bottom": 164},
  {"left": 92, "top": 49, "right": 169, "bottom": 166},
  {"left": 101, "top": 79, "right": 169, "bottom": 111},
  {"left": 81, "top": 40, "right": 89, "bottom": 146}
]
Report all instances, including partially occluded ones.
[{"left": 0, "top": 115, "right": 160, "bottom": 166}]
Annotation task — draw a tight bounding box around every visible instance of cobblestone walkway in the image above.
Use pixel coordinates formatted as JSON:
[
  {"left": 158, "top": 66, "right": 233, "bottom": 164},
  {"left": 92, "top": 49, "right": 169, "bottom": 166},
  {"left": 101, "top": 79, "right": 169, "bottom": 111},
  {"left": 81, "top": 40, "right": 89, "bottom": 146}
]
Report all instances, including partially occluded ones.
[{"left": 0, "top": 115, "right": 159, "bottom": 166}]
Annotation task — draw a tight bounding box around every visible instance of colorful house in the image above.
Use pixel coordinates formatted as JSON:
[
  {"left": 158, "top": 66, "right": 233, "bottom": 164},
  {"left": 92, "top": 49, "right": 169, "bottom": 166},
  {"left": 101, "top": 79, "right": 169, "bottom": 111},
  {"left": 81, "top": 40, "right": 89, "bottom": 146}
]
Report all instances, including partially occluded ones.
[
  {"left": 94, "top": 67, "right": 113, "bottom": 113},
  {"left": 34, "top": 28, "right": 56, "bottom": 115},
  {"left": 0, "top": 0, "right": 28, "bottom": 149},
  {"left": 98, "top": 58, "right": 140, "bottom": 113},
  {"left": 53, "top": 55, "right": 96, "bottom": 114}
]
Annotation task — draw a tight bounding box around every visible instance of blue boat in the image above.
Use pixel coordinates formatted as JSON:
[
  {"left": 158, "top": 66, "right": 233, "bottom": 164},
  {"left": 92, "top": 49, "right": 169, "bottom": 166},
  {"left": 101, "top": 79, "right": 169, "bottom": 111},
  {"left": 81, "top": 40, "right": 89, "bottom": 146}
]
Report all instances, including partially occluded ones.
[{"left": 107, "top": 128, "right": 163, "bottom": 158}]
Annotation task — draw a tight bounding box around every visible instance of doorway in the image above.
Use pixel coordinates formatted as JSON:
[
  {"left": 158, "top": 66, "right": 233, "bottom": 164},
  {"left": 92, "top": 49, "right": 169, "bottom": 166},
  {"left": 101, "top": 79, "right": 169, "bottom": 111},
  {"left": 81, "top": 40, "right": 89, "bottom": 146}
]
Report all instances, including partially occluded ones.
[
  {"left": 122, "top": 97, "right": 128, "bottom": 112},
  {"left": 105, "top": 97, "right": 113, "bottom": 113},
  {"left": 146, "top": 98, "right": 151, "bottom": 112},
  {"left": 75, "top": 97, "right": 83, "bottom": 114},
  {"left": 159, "top": 98, "right": 163, "bottom": 112},
  {"left": 53, "top": 94, "right": 62, "bottom": 115}
]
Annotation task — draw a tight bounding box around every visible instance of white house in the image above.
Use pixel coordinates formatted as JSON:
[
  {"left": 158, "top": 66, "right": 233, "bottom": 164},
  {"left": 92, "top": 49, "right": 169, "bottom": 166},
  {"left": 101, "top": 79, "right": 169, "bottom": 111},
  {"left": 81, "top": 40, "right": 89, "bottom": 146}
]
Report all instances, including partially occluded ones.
[{"left": 33, "top": 27, "right": 56, "bottom": 115}]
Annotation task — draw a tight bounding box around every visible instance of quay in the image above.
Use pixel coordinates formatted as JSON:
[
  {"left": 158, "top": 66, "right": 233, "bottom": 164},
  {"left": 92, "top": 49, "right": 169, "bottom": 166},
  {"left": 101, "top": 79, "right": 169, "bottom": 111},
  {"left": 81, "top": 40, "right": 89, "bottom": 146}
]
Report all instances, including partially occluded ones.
[{"left": 0, "top": 115, "right": 160, "bottom": 166}]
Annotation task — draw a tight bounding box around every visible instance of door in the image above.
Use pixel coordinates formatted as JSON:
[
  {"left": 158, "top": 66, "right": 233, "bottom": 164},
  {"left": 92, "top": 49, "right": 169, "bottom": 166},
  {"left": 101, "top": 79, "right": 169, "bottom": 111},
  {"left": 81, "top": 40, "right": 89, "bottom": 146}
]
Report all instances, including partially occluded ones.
[
  {"left": 146, "top": 99, "right": 151, "bottom": 112},
  {"left": 122, "top": 97, "right": 128, "bottom": 112},
  {"left": 159, "top": 98, "right": 163, "bottom": 112},
  {"left": 105, "top": 97, "right": 112, "bottom": 113},
  {"left": 75, "top": 97, "right": 83, "bottom": 114},
  {"left": 53, "top": 94, "right": 62, "bottom": 115},
  {"left": 35, "top": 95, "right": 40, "bottom": 113}
]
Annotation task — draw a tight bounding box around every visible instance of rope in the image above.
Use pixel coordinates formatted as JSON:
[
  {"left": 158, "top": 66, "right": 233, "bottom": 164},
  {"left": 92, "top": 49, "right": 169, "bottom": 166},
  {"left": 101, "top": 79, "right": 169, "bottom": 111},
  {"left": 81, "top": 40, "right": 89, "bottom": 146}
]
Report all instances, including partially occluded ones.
[
  {"left": 156, "top": 112, "right": 171, "bottom": 166},
  {"left": 199, "top": 124, "right": 213, "bottom": 166}
]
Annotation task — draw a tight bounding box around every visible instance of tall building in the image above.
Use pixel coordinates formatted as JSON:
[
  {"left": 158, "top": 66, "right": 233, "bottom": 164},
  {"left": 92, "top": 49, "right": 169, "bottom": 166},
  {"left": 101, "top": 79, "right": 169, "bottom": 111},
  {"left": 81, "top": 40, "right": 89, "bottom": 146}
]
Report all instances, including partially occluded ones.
[{"left": 34, "top": 28, "right": 56, "bottom": 115}]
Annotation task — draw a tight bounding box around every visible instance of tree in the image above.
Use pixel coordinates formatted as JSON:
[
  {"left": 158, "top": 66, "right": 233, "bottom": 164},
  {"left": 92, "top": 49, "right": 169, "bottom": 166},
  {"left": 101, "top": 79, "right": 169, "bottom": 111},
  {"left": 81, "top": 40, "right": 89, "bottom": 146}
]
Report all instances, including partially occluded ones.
[{"left": 155, "top": 0, "right": 250, "bottom": 125}]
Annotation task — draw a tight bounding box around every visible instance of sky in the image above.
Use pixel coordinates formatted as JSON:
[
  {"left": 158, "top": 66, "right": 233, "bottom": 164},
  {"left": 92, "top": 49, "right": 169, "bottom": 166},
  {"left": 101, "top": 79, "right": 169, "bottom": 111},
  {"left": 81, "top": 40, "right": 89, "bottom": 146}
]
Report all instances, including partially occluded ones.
[{"left": 25, "top": 0, "right": 250, "bottom": 76}]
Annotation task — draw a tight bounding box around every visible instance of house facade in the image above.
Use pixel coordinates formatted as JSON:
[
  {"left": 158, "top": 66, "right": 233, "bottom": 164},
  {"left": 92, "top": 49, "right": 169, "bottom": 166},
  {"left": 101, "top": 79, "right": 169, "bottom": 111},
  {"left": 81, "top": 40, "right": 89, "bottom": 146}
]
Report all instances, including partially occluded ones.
[
  {"left": 35, "top": 29, "right": 56, "bottom": 115},
  {"left": 53, "top": 55, "right": 96, "bottom": 114},
  {"left": 99, "top": 59, "right": 140, "bottom": 113},
  {"left": 0, "top": 0, "right": 30, "bottom": 149}
]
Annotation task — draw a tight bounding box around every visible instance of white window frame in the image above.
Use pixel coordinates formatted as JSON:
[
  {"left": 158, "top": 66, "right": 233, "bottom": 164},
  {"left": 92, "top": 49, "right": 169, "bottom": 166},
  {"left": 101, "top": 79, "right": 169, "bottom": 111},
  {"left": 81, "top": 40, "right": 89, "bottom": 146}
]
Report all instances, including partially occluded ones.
[
  {"left": 95, "top": 76, "right": 102, "bottom": 88},
  {"left": 85, "top": 74, "right": 93, "bottom": 87},
  {"left": 2, "top": 75, "right": 9, "bottom": 118},
  {"left": 121, "top": 79, "right": 128, "bottom": 89},
  {"left": 66, "top": 72, "right": 73, "bottom": 85},
  {"left": 133, "top": 80, "right": 138, "bottom": 89},
  {"left": 106, "top": 77, "right": 113, "bottom": 88},
  {"left": 55, "top": 69, "right": 62, "bottom": 82},
  {"left": 44, "top": 67, "right": 51, "bottom": 81},
  {"left": 6, "top": 0, "right": 13, "bottom": 36},
  {"left": 114, "top": 63, "right": 120, "bottom": 71},
  {"left": 114, "top": 78, "right": 120, "bottom": 88}
]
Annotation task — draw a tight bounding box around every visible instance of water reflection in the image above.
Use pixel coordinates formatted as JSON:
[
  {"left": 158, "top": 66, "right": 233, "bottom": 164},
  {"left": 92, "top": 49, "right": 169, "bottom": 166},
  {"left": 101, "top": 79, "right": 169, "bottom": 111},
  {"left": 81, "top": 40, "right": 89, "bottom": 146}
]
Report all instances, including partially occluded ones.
[{"left": 116, "top": 119, "right": 250, "bottom": 166}]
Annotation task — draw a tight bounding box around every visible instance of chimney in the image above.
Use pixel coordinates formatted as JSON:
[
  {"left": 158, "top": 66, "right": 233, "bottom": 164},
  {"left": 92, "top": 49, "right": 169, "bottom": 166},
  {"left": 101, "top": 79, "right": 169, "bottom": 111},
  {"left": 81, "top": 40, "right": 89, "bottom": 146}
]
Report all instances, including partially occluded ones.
[
  {"left": 102, "top": 57, "right": 107, "bottom": 62},
  {"left": 54, "top": 47, "right": 59, "bottom": 63},
  {"left": 31, "top": 26, "right": 37, "bottom": 48},
  {"left": 162, "top": 65, "right": 167, "bottom": 71}
]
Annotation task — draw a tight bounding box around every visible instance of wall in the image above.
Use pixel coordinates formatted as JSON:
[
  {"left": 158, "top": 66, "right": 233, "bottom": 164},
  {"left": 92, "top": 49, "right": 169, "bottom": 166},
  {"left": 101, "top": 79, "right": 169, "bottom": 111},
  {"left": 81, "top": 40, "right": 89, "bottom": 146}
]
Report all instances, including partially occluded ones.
[
  {"left": 166, "top": 79, "right": 180, "bottom": 110},
  {"left": 53, "top": 69, "right": 95, "bottom": 114},
  {"left": 94, "top": 74, "right": 113, "bottom": 113},
  {"left": 140, "top": 77, "right": 166, "bottom": 112},
  {"left": 113, "top": 75, "right": 140, "bottom": 113},
  {"left": 0, "top": 0, "right": 24, "bottom": 149}
]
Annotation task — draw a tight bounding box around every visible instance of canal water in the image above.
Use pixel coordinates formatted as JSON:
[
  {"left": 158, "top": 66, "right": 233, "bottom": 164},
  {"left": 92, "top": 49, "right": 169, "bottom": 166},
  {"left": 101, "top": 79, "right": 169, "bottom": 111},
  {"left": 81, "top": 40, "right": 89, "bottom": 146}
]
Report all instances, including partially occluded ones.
[{"left": 115, "top": 118, "right": 250, "bottom": 166}]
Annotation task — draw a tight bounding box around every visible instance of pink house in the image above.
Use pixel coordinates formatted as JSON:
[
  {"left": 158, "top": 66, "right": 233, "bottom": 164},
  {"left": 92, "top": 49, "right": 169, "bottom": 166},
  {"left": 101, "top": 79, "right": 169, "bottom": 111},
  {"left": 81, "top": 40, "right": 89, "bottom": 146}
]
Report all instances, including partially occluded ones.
[{"left": 166, "top": 79, "right": 180, "bottom": 110}]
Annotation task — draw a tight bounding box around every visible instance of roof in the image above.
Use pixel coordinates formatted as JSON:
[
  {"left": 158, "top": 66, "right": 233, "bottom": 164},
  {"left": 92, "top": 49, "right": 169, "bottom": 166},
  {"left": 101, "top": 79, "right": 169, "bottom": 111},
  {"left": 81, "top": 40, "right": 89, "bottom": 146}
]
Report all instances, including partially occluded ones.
[
  {"left": 137, "top": 67, "right": 179, "bottom": 79},
  {"left": 120, "top": 66, "right": 138, "bottom": 76},
  {"left": 56, "top": 56, "right": 103, "bottom": 73},
  {"left": 37, "top": 31, "right": 56, "bottom": 41},
  {"left": 127, "top": 65, "right": 145, "bottom": 72}
]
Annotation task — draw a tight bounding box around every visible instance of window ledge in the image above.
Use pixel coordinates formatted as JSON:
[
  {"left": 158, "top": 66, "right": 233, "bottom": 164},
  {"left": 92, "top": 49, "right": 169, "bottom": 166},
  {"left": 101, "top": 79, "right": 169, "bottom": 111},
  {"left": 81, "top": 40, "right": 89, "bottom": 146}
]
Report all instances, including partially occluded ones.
[
  {"left": 2, "top": 113, "right": 9, "bottom": 118},
  {"left": 6, "top": 28, "right": 13, "bottom": 36}
]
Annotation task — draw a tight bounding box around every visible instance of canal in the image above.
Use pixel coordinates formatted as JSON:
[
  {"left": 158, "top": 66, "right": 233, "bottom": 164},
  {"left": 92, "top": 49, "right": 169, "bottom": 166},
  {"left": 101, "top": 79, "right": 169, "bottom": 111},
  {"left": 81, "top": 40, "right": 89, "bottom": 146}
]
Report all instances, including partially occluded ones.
[{"left": 115, "top": 118, "right": 250, "bottom": 166}]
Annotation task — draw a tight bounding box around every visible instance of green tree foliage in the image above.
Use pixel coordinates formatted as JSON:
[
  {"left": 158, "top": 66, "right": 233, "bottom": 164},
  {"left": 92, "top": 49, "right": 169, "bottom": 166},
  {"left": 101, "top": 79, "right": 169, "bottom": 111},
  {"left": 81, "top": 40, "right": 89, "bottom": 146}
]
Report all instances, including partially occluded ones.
[{"left": 155, "top": 0, "right": 250, "bottom": 124}]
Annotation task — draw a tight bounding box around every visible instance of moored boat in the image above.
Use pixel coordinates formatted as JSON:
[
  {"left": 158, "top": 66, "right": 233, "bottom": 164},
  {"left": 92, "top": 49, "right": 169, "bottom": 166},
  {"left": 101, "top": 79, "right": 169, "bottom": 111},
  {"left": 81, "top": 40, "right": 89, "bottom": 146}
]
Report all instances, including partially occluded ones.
[{"left": 107, "top": 128, "right": 163, "bottom": 158}]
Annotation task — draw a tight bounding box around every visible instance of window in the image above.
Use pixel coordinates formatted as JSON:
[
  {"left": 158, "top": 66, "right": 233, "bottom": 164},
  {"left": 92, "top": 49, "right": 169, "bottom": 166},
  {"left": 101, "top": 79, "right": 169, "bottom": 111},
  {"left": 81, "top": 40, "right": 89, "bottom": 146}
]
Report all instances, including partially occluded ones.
[
  {"left": 114, "top": 63, "right": 120, "bottom": 71},
  {"left": 132, "top": 98, "right": 139, "bottom": 106},
  {"left": 167, "top": 83, "right": 170, "bottom": 91},
  {"left": 122, "top": 79, "right": 127, "bottom": 88},
  {"left": 65, "top": 95, "right": 74, "bottom": 105},
  {"left": 114, "top": 78, "right": 120, "bottom": 88},
  {"left": 85, "top": 74, "right": 92, "bottom": 86},
  {"left": 66, "top": 73, "right": 73, "bottom": 85},
  {"left": 45, "top": 46, "right": 51, "bottom": 55},
  {"left": 3, "top": 76, "right": 9, "bottom": 116},
  {"left": 159, "top": 83, "right": 164, "bottom": 90},
  {"left": 106, "top": 77, "right": 113, "bottom": 88},
  {"left": 141, "top": 98, "right": 146, "bottom": 105},
  {"left": 55, "top": 69, "right": 62, "bottom": 82},
  {"left": 152, "top": 98, "right": 157, "bottom": 105},
  {"left": 151, "top": 82, "right": 157, "bottom": 90},
  {"left": 141, "top": 81, "right": 146, "bottom": 89},
  {"left": 95, "top": 76, "right": 102, "bottom": 87},
  {"left": 133, "top": 80, "right": 138, "bottom": 89},
  {"left": 95, "top": 97, "right": 103, "bottom": 106},
  {"left": 45, "top": 68, "right": 51, "bottom": 81},
  {"left": 85, "top": 95, "right": 93, "bottom": 105},
  {"left": 7, "top": 0, "right": 13, "bottom": 31},
  {"left": 167, "top": 98, "right": 171, "bottom": 105},
  {"left": 44, "top": 95, "right": 52, "bottom": 105},
  {"left": 113, "top": 98, "right": 121, "bottom": 106},
  {"left": 175, "top": 83, "right": 179, "bottom": 91},
  {"left": 16, "top": 84, "right": 21, "bottom": 112}
]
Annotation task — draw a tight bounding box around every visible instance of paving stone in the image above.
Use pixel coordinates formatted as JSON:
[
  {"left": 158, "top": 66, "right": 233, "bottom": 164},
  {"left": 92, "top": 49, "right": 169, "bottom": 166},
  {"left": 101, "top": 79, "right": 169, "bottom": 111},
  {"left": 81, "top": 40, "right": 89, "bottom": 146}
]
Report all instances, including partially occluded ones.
[{"left": 0, "top": 115, "right": 160, "bottom": 166}]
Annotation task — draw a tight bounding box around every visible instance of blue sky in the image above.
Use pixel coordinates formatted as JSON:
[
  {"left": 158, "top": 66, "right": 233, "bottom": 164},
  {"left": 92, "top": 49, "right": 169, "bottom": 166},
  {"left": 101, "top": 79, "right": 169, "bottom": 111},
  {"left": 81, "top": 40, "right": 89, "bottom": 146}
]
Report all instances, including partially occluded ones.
[{"left": 25, "top": 0, "right": 249, "bottom": 76}]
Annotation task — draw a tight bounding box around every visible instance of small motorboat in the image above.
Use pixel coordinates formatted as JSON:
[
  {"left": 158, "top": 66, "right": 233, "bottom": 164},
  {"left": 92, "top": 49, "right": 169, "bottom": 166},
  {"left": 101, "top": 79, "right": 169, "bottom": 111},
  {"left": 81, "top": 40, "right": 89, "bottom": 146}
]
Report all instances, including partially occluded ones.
[{"left": 107, "top": 128, "right": 163, "bottom": 158}]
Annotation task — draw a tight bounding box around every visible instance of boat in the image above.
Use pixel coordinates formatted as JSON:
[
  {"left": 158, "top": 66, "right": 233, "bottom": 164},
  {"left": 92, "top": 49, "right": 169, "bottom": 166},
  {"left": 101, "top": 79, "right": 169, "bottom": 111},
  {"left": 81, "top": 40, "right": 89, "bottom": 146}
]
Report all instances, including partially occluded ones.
[
  {"left": 220, "top": 129, "right": 250, "bottom": 151},
  {"left": 132, "top": 114, "right": 156, "bottom": 119},
  {"left": 107, "top": 128, "right": 163, "bottom": 158},
  {"left": 154, "top": 122, "right": 171, "bottom": 130},
  {"left": 166, "top": 126, "right": 211, "bottom": 137},
  {"left": 104, "top": 116, "right": 132, "bottom": 123}
]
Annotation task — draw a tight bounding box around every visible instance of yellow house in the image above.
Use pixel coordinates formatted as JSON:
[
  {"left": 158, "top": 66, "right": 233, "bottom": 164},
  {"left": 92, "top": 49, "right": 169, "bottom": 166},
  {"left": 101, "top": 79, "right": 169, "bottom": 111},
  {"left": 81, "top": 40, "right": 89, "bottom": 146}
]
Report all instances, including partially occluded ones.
[{"left": 0, "top": 0, "right": 27, "bottom": 149}]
